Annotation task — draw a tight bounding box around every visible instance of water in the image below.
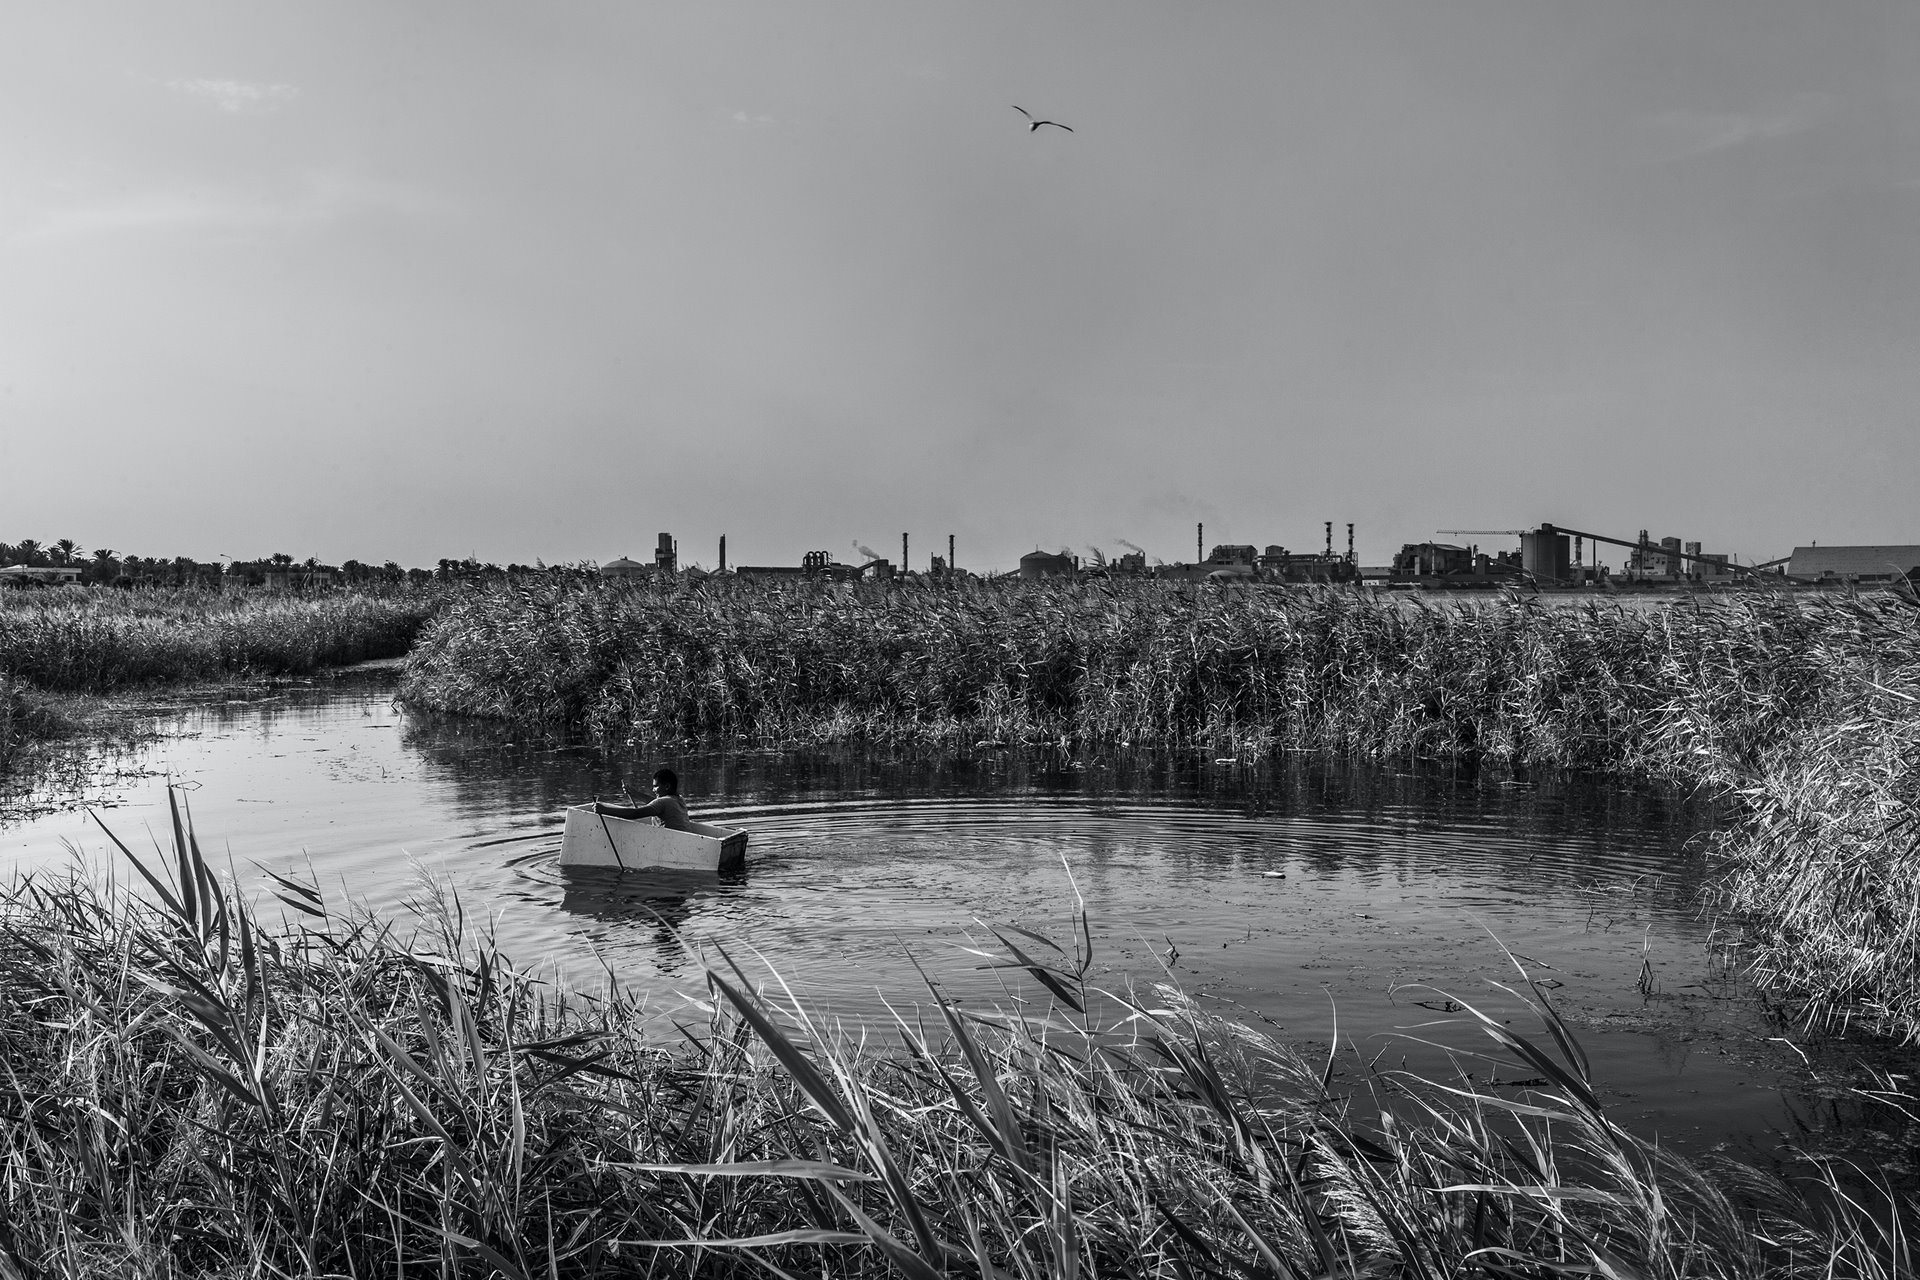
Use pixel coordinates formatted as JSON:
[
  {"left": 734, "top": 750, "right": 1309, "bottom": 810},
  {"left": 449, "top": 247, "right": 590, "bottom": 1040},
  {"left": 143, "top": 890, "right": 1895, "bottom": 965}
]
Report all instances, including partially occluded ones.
[{"left": 3, "top": 666, "right": 1914, "bottom": 1181}]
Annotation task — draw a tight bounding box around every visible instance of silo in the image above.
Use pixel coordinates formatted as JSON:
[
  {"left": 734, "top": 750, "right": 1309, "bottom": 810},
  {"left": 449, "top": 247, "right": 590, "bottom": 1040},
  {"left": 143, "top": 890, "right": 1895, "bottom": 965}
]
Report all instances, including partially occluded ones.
[{"left": 1521, "top": 524, "right": 1570, "bottom": 583}]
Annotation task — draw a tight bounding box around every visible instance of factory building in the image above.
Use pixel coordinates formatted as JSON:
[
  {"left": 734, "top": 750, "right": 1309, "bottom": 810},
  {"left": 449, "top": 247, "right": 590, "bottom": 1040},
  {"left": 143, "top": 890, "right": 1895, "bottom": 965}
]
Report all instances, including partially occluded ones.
[
  {"left": 1257, "top": 545, "right": 1359, "bottom": 584},
  {"left": 1146, "top": 537, "right": 1360, "bottom": 584},
  {"left": 1153, "top": 545, "right": 1253, "bottom": 582},
  {"left": 1788, "top": 545, "right": 1920, "bottom": 585},
  {"left": 1020, "top": 550, "right": 1077, "bottom": 579},
  {"left": 1388, "top": 543, "right": 1524, "bottom": 586},
  {"left": 733, "top": 550, "right": 867, "bottom": 582},
  {"left": 1618, "top": 533, "right": 1733, "bottom": 584},
  {"left": 599, "top": 556, "right": 650, "bottom": 580}
]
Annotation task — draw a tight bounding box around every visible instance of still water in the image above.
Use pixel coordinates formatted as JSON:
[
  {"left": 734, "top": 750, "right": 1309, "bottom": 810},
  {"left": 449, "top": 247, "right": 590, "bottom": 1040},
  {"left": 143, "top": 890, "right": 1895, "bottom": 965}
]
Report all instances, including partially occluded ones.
[{"left": 3, "top": 667, "right": 1912, "bottom": 1178}]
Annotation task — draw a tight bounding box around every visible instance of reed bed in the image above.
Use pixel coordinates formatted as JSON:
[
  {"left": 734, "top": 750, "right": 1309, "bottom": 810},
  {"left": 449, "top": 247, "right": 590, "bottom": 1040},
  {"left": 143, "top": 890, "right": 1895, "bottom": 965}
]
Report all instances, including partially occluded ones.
[
  {"left": 0, "top": 798, "right": 1903, "bottom": 1278},
  {"left": 0, "top": 584, "right": 442, "bottom": 697},
  {"left": 1709, "top": 598, "right": 1920, "bottom": 1041},
  {"left": 0, "top": 677, "right": 29, "bottom": 772},
  {"left": 402, "top": 578, "right": 1920, "bottom": 1041},
  {"left": 402, "top": 577, "right": 1849, "bottom": 773}
]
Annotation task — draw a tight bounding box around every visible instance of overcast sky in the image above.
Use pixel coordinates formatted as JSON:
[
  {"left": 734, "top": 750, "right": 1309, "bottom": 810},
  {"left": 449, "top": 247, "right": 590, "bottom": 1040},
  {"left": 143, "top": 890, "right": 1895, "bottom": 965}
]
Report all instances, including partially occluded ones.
[{"left": 3, "top": 3, "right": 1917, "bottom": 571}]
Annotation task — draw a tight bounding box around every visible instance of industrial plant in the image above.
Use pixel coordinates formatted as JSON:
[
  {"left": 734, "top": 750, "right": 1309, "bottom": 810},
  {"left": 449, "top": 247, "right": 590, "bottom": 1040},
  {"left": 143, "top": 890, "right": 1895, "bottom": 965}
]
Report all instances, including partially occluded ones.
[{"left": 598, "top": 522, "right": 1920, "bottom": 594}]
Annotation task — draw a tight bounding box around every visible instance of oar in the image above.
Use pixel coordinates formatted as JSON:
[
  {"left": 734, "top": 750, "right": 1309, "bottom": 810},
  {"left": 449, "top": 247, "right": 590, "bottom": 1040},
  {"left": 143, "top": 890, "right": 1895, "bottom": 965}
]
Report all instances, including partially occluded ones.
[{"left": 590, "top": 795, "right": 629, "bottom": 871}]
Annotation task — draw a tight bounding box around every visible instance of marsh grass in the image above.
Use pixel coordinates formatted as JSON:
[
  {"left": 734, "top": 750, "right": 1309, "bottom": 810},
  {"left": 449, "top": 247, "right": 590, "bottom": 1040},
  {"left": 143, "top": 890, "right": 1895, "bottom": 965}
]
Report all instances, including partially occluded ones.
[
  {"left": 399, "top": 578, "right": 1846, "bottom": 771},
  {"left": 0, "top": 676, "right": 51, "bottom": 773},
  {"left": 0, "top": 797, "right": 1907, "bottom": 1277},
  {"left": 402, "top": 578, "right": 1920, "bottom": 1042},
  {"left": 0, "top": 584, "right": 441, "bottom": 697},
  {"left": 0, "top": 585, "right": 443, "bottom": 789},
  {"left": 1709, "top": 596, "right": 1920, "bottom": 1040}
]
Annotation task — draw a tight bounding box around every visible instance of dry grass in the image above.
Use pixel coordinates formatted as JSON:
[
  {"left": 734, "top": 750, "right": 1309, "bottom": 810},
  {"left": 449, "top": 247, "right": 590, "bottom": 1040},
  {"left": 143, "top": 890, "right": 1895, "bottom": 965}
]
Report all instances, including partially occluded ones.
[
  {"left": 1708, "top": 596, "right": 1920, "bottom": 1040},
  {"left": 0, "top": 584, "right": 442, "bottom": 696},
  {"left": 399, "top": 578, "right": 1840, "bottom": 768}
]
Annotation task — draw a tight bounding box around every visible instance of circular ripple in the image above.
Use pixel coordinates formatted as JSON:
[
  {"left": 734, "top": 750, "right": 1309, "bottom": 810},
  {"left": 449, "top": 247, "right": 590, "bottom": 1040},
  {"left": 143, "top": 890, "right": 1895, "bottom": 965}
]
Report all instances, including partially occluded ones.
[{"left": 477, "top": 790, "right": 1705, "bottom": 1041}]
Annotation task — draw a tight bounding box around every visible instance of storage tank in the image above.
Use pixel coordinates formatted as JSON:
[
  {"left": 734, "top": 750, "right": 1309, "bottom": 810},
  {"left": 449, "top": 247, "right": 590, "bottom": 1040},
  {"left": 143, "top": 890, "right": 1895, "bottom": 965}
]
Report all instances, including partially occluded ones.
[{"left": 1521, "top": 524, "right": 1571, "bottom": 584}]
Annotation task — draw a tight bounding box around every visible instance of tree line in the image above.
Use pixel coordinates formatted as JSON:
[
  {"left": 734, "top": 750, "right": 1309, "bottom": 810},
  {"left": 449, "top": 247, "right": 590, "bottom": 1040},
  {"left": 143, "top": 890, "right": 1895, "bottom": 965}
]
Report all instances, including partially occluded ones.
[{"left": 2, "top": 539, "right": 592, "bottom": 588}]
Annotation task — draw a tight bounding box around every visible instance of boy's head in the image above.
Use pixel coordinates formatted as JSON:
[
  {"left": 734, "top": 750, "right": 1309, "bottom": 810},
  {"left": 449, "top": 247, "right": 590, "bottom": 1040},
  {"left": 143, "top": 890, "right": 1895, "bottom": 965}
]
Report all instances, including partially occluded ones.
[{"left": 652, "top": 767, "right": 680, "bottom": 796}]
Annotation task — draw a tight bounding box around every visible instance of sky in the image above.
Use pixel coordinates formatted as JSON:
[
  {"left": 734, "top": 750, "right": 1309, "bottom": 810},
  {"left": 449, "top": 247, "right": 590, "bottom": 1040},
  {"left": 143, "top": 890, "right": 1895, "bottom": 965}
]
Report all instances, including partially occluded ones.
[{"left": 3, "top": 3, "right": 1918, "bottom": 572}]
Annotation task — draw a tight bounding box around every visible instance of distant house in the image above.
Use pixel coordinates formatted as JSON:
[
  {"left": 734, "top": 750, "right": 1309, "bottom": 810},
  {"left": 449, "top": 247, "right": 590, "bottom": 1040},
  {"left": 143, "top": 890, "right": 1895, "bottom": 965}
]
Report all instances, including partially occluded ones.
[
  {"left": 263, "top": 566, "right": 340, "bottom": 591},
  {"left": 1788, "top": 545, "right": 1920, "bottom": 585},
  {"left": 0, "top": 564, "right": 83, "bottom": 587},
  {"left": 600, "top": 557, "right": 650, "bottom": 580}
]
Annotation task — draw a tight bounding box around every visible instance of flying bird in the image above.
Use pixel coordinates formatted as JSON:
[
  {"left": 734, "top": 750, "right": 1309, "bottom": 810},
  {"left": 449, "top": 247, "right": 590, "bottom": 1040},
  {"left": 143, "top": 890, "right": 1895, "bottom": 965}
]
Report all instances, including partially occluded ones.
[{"left": 1012, "top": 106, "right": 1072, "bottom": 133}]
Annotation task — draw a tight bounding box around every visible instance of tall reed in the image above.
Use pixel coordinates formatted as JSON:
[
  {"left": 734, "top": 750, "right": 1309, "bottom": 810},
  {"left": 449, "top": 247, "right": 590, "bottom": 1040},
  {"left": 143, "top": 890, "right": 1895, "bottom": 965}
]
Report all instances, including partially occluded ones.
[
  {"left": 0, "top": 583, "right": 443, "bottom": 695},
  {"left": 0, "top": 800, "right": 1904, "bottom": 1277},
  {"left": 1708, "top": 594, "right": 1920, "bottom": 1039},
  {"left": 402, "top": 577, "right": 1845, "bottom": 773},
  {"left": 402, "top": 578, "right": 1920, "bottom": 1041},
  {"left": 0, "top": 676, "right": 27, "bottom": 771}
]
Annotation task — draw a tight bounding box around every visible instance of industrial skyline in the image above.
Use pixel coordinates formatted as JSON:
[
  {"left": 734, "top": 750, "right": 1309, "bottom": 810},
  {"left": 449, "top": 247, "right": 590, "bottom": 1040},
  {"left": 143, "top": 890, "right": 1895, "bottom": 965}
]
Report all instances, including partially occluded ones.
[{"left": 5, "top": 5, "right": 1918, "bottom": 569}]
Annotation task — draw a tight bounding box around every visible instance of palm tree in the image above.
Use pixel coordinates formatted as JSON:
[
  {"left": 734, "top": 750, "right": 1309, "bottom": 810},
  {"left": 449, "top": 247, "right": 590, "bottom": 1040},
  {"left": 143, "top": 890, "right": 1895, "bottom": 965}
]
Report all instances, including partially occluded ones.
[
  {"left": 14, "top": 539, "right": 44, "bottom": 567},
  {"left": 51, "top": 539, "right": 80, "bottom": 566}
]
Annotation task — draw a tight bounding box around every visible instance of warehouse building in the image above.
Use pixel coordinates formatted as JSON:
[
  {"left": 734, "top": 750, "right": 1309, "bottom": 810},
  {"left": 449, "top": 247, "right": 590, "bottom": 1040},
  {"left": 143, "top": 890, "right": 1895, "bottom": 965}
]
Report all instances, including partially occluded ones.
[{"left": 1787, "top": 545, "right": 1920, "bottom": 585}]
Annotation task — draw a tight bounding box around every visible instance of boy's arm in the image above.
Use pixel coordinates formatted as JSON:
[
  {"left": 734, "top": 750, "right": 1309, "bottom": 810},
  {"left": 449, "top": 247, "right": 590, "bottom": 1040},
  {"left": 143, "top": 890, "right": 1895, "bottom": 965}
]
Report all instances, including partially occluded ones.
[{"left": 593, "top": 798, "right": 668, "bottom": 820}]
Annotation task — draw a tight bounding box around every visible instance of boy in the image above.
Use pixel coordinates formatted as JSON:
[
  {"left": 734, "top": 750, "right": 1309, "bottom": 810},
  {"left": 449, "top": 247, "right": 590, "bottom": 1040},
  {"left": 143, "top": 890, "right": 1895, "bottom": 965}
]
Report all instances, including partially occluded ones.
[{"left": 592, "top": 767, "right": 694, "bottom": 832}]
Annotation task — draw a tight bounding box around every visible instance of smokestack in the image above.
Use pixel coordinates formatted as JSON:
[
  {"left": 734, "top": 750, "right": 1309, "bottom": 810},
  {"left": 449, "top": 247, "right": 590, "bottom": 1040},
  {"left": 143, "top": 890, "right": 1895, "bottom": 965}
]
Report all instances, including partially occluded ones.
[
  {"left": 719, "top": 534, "right": 727, "bottom": 572},
  {"left": 1324, "top": 522, "right": 1332, "bottom": 556},
  {"left": 903, "top": 532, "right": 909, "bottom": 573},
  {"left": 948, "top": 534, "right": 955, "bottom": 572},
  {"left": 1197, "top": 523, "right": 1203, "bottom": 563},
  {"left": 1346, "top": 523, "right": 1354, "bottom": 564}
]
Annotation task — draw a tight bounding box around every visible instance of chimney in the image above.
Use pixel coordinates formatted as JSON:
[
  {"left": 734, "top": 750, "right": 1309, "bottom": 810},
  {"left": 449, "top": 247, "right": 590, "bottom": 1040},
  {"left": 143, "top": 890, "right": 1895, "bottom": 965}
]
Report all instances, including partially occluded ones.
[
  {"left": 1324, "top": 522, "right": 1332, "bottom": 556},
  {"left": 902, "top": 532, "right": 909, "bottom": 574},
  {"left": 1197, "top": 523, "right": 1204, "bottom": 563},
  {"left": 1346, "top": 523, "right": 1354, "bottom": 563},
  {"left": 949, "top": 533, "right": 955, "bottom": 573},
  {"left": 719, "top": 534, "right": 727, "bottom": 572}
]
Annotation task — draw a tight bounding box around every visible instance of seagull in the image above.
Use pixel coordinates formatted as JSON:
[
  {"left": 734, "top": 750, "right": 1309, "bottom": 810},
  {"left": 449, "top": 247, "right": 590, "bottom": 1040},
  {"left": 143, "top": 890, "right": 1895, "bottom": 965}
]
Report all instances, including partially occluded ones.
[{"left": 1012, "top": 105, "right": 1072, "bottom": 133}]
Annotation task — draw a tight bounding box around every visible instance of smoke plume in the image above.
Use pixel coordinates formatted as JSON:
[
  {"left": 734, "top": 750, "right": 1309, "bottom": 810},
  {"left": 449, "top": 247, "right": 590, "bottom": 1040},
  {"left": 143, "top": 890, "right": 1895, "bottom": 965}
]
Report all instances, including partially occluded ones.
[{"left": 1117, "top": 539, "right": 1145, "bottom": 555}]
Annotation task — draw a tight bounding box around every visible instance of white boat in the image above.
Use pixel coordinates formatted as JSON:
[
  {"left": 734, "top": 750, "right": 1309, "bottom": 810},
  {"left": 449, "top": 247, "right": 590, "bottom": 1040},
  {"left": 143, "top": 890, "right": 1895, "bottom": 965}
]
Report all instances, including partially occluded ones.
[{"left": 558, "top": 805, "right": 748, "bottom": 874}]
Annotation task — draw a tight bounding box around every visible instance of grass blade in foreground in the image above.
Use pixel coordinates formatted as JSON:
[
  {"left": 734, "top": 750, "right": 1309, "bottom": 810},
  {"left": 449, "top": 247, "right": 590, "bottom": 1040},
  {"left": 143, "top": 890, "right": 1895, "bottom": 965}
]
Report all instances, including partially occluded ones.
[{"left": 0, "top": 807, "right": 1908, "bottom": 1276}]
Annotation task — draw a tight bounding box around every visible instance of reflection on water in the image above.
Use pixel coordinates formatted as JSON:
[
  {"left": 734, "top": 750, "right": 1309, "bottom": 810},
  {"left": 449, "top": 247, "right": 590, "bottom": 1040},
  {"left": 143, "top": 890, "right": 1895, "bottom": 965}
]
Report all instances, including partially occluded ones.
[
  {"left": 543, "top": 864, "right": 750, "bottom": 977},
  {"left": 1, "top": 667, "right": 1914, "bottom": 1180}
]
